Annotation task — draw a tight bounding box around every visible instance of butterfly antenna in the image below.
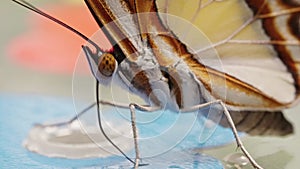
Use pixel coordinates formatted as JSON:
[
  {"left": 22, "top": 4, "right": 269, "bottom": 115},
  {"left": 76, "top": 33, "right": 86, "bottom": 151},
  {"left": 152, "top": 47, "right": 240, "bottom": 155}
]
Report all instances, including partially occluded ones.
[{"left": 12, "top": 0, "right": 103, "bottom": 53}]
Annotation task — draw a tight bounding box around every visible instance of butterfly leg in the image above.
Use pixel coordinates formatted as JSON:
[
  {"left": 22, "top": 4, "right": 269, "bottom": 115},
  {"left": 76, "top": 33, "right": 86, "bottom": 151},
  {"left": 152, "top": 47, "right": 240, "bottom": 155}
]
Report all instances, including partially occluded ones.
[
  {"left": 129, "top": 103, "right": 161, "bottom": 168},
  {"left": 83, "top": 100, "right": 159, "bottom": 168},
  {"left": 182, "top": 100, "right": 263, "bottom": 169},
  {"left": 34, "top": 102, "right": 97, "bottom": 128},
  {"left": 129, "top": 104, "right": 140, "bottom": 169},
  {"left": 71, "top": 100, "right": 157, "bottom": 167},
  {"left": 34, "top": 100, "right": 131, "bottom": 128},
  {"left": 218, "top": 101, "right": 263, "bottom": 169}
]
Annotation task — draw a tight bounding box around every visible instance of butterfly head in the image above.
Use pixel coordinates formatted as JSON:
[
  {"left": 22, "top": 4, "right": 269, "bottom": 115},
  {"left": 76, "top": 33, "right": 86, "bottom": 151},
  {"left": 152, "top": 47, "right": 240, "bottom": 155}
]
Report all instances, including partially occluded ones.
[
  {"left": 98, "top": 53, "right": 116, "bottom": 77},
  {"left": 83, "top": 45, "right": 117, "bottom": 84}
]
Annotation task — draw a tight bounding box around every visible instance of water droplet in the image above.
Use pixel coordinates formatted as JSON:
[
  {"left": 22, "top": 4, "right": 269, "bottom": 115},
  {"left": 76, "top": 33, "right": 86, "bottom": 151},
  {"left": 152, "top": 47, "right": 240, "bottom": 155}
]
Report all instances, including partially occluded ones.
[{"left": 223, "top": 152, "right": 249, "bottom": 167}]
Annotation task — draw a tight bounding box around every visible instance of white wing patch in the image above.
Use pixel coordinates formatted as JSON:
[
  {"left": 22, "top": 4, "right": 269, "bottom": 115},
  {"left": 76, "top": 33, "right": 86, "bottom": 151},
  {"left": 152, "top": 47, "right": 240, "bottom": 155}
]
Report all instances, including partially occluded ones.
[{"left": 209, "top": 58, "right": 295, "bottom": 104}]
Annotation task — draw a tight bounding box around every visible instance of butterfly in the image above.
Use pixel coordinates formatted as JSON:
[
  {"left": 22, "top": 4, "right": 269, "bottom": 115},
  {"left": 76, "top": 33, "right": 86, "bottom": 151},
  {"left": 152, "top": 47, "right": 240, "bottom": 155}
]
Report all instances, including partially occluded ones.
[{"left": 13, "top": 0, "right": 300, "bottom": 169}]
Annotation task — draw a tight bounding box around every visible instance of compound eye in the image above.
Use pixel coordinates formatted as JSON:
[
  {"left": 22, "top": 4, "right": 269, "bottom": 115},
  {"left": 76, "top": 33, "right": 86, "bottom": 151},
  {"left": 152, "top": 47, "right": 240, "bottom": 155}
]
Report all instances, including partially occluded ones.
[{"left": 98, "top": 53, "right": 116, "bottom": 77}]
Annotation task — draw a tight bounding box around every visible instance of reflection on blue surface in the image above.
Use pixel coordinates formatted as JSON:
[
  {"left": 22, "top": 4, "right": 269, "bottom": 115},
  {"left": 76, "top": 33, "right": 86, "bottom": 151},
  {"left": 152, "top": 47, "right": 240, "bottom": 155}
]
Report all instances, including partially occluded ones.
[{"left": 0, "top": 93, "right": 237, "bottom": 168}]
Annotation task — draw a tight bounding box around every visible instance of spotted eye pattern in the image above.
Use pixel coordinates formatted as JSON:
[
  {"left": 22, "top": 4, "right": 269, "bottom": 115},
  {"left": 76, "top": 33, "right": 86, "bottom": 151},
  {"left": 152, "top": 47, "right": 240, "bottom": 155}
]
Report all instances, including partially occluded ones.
[{"left": 98, "top": 53, "right": 116, "bottom": 77}]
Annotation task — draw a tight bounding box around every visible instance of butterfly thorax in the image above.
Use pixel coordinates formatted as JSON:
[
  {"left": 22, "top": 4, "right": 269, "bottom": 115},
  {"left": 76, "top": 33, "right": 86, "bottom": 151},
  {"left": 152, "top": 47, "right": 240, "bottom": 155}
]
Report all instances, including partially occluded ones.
[{"left": 116, "top": 41, "right": 206, "bottom": 111}]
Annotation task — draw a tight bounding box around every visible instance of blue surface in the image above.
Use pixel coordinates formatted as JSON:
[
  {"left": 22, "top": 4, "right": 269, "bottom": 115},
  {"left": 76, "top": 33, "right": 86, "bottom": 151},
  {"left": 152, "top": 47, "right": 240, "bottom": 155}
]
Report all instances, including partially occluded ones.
[{"left": 0, "top": 93, "right": 238, "bottom": 168}]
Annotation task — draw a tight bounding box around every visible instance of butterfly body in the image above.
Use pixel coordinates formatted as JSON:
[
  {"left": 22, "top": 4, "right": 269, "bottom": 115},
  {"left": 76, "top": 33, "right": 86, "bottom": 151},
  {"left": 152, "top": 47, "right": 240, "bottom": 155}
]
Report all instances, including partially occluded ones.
[{"left": 85, "top": 0, "right": 207, "bottom": 111}]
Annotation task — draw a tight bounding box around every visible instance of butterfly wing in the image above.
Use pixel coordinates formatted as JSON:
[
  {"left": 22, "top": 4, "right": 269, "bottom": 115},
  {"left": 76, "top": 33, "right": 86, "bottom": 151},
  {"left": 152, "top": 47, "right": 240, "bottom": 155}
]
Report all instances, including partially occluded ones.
[
  {"left": 85, "top": 0, "right": 300, "bottom": 110},
  {"left": 84, "top": 0, "right": 297, "bottom": 136},
  {"left": 157, "top": 0, "right": 300, "bottom": 111},
  {"left": 219, "top": 110, "right": 293, "bottom": 136}
]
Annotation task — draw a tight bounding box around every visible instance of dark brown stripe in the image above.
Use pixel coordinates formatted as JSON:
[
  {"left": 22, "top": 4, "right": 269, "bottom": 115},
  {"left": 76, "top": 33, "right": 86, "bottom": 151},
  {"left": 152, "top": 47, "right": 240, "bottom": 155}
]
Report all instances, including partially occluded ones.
[
  {"left": 131, "top": 70, "right": 161, "bottom": 105},
  {"left": 280, "top": 0, "right": 300, "bottom": 6},
  {"left": 235, "top": 112, "right": 250, "bottom": 127},
  {"left": 235, "top": 111, "right": 267, "bottom": 132},
  {"left": 288, "top": 13, "right": 300, "bottom": 40},
  {"left": 85, "top": 0, "right": 139, "bottom": 63},
  {"left": 245, "top": 0, "right": 300, "bottom": 92},
  {"left": 245, "top": 0, "right": 269, "bottom": 14},
  {"left": 263, "top": 18, "right": 299, "bottom": 90},
  {"left": 246, "top": 111, "right": 268, "bottom": 134},
  {"left": 254, "top": 111, "right": 293, "bottom": 136},
  {"left": 256, "top": 112, "right": 276, "bottom": 135}
]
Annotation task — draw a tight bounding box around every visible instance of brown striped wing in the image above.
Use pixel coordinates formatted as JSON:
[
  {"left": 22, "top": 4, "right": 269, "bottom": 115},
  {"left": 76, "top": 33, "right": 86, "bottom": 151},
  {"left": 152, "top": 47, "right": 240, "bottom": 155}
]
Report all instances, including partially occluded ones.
[
  {"left": 157, "top": 0, "right": 300, "bottom": 111},
  {"left": 84, "top": 0, "right": 300, "bottom": 110},
  {"left": 246, "top": 0, "right": 300, "bottom": 90},
  {"left": 84, "top": 0, "right": 297, "bottom": 135}
]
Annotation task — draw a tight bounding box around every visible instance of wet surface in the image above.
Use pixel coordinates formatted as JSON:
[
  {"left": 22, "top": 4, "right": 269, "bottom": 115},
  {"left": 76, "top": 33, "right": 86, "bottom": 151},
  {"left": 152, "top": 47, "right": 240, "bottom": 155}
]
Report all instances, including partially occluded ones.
[{"left": 0, "top": 94, "right": 226, "bottom": 168}]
